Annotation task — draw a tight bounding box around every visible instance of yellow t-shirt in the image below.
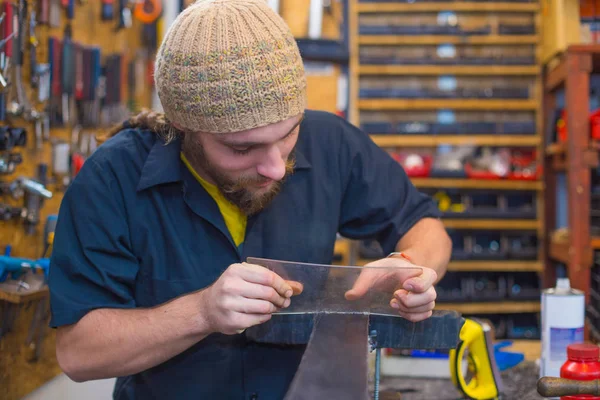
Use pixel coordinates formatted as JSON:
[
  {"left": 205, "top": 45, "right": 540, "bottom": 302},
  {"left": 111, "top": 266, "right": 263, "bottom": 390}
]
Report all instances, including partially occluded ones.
[{"left": 180, "top": 153, "right": 247, "bottom": 247}]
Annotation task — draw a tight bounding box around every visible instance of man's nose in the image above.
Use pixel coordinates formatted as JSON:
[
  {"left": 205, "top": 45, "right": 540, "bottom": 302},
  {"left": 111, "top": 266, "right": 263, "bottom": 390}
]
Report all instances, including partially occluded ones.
[{"left": 256, "top": 146, "right": 286, "bottom": 181}]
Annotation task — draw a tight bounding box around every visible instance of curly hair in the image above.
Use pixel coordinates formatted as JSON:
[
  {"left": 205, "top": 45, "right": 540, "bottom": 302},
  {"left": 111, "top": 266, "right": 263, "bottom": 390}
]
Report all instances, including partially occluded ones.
[{"left": 97, "top": 109, "right": 182, "bottom": 145}]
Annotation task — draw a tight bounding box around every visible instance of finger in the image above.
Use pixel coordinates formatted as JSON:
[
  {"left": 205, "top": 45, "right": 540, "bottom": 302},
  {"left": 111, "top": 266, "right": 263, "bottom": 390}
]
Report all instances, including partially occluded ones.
[
  {"left": 394, "top": 287, "right": 437, "bottom": 308},
  {"left": 344, "top": 269, "right": 382, "bottom": 301},
  {"left": 231, "top": 298, "right": 287, "bottom": 314},
  {"left": 287, "top": 280, "right": 304, "bottom": 296},
  {"left": 390, "top": 298, "right": 435, "bottom": 313},
  {"left": 397, "top": 310, "right": 433, "bottom": 323},
  {"left": 402, "top": 269, "right": 437, "bottom": 293},
  {"left": 238, "top": 280, "right": 289, "bottom": 308},
  {"left": 239, "top": 263, "right": 293, "bottom": 298},
  {"left": 226, "top": 312, "right": 272, "bottom": 334}
]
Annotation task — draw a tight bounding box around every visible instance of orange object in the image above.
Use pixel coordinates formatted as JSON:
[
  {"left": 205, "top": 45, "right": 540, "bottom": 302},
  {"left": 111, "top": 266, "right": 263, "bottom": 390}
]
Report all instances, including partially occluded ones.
[
  {"left": 134, "top": 0, "right": 162, "bottom": 24},
  {"left": 557, "top": 110, "right": 567, "bottom": 142},
  {"left": 580, "top": 0, "right": 597, "bottom": 18}
]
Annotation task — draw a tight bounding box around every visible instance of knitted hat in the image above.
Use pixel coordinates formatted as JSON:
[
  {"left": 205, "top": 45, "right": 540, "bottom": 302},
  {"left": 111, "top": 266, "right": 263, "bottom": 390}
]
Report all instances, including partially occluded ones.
[{"left": 154, "top": 0, "right": 307, "bottom": 134}]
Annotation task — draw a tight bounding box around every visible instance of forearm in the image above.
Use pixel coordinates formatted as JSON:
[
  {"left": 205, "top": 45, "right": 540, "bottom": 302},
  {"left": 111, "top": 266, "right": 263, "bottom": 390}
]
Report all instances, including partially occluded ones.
[
  {"left": 395, "top": 217, "right": 451, "bottom": 282},
  {"left": 56, "top": 291, "right": 211, "bottom": 382}
]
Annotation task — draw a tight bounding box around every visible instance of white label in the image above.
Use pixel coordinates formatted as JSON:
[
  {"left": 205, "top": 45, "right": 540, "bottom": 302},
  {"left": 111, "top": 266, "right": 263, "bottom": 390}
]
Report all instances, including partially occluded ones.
[
  {"left": 438, "top": 76, "right": 457, "bottom": 91},
  {"left": 437, "top": 44, "right": 456, "bottom": 59},
  {"left": 550, "top": 327, "right": 584, "bottom": 362},
  {"left": 437, "top": 110, "right": 455, "bottom": 124},
  {"left": 437, "top": 12, "right": 458, "bottom": 26}
]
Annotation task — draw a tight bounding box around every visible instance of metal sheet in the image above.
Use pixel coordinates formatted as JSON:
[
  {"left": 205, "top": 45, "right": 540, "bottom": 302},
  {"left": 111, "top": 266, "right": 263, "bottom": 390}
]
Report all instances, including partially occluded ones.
[{"left": 284, "top": 313, "right": 370, "bottom": 400}]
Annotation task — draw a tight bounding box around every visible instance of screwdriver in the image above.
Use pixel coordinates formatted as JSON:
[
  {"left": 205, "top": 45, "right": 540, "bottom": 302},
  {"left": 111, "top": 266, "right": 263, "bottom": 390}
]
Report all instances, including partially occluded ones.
[{"left": 101, "top": 0, "right": 113, "bottom": 21}]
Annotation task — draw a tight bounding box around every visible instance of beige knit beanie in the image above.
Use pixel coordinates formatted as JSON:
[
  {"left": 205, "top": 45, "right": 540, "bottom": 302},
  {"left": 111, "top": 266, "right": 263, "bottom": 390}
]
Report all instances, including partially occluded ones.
[{"left": 154, "top": 0, "right": 307, "bottom": 134}]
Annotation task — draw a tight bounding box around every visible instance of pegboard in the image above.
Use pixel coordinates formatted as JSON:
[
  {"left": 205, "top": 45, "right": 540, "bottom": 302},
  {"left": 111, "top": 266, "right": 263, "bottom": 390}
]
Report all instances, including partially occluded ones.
[{"left": 0, "top": 1, "right": 155, "bottom": 399}]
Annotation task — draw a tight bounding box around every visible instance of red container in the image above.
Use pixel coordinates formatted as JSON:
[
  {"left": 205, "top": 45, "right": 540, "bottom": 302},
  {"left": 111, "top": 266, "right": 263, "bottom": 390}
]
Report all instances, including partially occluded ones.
[{"left": 560, "top": 343, "right": 600, "bottom": 400}]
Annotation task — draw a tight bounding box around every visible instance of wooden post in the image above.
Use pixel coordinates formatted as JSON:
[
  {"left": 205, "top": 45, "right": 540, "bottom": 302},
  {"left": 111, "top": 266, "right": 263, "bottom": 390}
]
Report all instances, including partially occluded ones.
[{"left": 565, "top": 51, "right": 593, "bottom": 301}]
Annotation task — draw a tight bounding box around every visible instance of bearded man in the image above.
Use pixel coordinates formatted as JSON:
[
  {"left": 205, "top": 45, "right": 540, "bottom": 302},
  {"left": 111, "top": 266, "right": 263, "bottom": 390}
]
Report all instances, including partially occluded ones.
[{"left": 47, "top": 0, "right": 452, "bottom": 399}]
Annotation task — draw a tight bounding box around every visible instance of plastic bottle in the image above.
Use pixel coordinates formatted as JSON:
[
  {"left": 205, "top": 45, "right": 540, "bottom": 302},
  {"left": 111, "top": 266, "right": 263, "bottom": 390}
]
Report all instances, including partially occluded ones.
[{"left": 560, "top": 343, "right": 600, "bottom": 400}]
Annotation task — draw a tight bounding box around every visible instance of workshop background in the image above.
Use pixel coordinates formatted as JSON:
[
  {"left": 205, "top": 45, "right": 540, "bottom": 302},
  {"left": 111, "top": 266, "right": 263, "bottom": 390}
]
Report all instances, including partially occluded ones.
[{"left": 0, "top": 0, "right": 598, "bottom": 399}]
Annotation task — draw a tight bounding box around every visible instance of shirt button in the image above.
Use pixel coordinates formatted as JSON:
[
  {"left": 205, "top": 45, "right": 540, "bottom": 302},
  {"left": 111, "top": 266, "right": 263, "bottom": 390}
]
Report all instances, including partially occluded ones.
[{"left": 249, "top": 393, "right": 258, "bottom": 400}]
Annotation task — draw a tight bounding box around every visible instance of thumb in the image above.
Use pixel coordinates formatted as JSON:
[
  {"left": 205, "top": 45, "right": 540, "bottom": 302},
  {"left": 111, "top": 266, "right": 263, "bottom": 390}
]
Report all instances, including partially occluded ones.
[{"left": 345, "top": 269, "right": 380, "bottom": 301}]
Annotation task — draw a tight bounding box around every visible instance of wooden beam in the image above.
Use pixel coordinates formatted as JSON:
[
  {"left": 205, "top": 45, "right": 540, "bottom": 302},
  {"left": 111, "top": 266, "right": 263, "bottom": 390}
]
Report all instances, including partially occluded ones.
[
  {"left": 355, "top": 259, "right": 543, "bottom": 271},
  {"left": 566, "top": 52, "right": 594, "bottom": 297},
  {"left": 447, "top": 261, "right": 543, "bottom": 272},
  {"left": 371, "top": 134, "right": 541, "bottom": 147},
  {"left": 359, "top": 35, "right": 539, "bottom": 46},
  {"left": 546, "top": 58, "right": 568, "bottom": 92},
  {"left": 359, "top": 99, "right": 538, "bottom": 111},
  {"left": 411, "top": 178, "right": 543, "bottom": 191},
  {"left": 357, "top": 2, "right": 540, "bottom": 12},
  {"left": 443, "top": 219, "right": 539, "bottom": 230},
  {"left": 435, "top": 301, "right": 541, "bottom": 314},
  {"left": 359, "top": 65, "right": 541, "bottom": 76}
]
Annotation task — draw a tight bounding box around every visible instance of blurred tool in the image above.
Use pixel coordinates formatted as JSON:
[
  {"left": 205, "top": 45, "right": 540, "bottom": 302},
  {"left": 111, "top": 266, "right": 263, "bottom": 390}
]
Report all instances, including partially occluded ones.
[
  {"left": 0, "top": 254, "right": 49, "bottom": 282},
  {"left": 538, "top": 377, "right": 600, "bottom": 398},
  {"left": 133, "top": 0, "right": 162, "bottom": 24}
]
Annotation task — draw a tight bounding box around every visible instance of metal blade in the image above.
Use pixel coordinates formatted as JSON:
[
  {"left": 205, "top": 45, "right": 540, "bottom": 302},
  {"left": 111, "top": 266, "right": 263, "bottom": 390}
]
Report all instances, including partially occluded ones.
[{"left": 284, "top": 313, "right": 370, "bottom": 400}]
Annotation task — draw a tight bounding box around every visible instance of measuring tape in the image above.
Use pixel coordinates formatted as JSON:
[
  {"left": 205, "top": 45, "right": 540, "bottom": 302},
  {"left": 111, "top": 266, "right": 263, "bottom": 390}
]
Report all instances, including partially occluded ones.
[{"left": 133, "top": 0, "right": 162, "bottom": 24}]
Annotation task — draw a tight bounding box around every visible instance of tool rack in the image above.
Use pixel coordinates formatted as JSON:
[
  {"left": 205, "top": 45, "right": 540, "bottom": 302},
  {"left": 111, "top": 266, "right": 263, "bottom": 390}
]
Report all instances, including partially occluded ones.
[
  {"left": 542, "top": 45, "right": 600, "bottom": 342},
  {"left": 348, "top": 0, "right": 544, "bottom": 330}
]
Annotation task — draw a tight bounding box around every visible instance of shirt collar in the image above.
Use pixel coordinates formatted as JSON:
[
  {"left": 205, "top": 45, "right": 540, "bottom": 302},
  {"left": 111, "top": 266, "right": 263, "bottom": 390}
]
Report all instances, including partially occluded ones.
[
  {"left": 136, "top": 132, "right": 312, "bottom": 192},
  {"left": 137, "top": 136, "right": 183, "bottom": 192}
]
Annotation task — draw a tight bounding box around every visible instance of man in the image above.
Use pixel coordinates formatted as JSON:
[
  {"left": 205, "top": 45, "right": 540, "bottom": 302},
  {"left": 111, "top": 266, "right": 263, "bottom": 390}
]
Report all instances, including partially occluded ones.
[{"left": 48, "top": 0, "right": 452, "bottom": 399}]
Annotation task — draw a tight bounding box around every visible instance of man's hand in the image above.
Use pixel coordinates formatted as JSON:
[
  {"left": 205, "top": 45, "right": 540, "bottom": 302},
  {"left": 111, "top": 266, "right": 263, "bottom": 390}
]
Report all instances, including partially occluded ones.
[
  {"left": 197, "top": 262, "right": 304, "bottom": 335},
  {"left": 344, "top": 257, "right": 437, "bottom": 322}
]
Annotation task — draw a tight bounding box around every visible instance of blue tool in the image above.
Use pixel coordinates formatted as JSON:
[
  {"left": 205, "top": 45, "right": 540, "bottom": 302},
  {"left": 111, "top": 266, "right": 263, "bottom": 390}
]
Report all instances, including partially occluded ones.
[
  {"left": 0, "top": 255, "right": 50, "bottom": 282},
  {"left": 493, "top": 340, "right": 525, "bottom": 371}
]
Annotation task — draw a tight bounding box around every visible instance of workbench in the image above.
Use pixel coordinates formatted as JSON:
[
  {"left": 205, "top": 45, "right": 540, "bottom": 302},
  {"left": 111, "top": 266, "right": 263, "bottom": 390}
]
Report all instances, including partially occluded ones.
[{"left": 376, "top": 340, "right": 543, "bottom": 400}]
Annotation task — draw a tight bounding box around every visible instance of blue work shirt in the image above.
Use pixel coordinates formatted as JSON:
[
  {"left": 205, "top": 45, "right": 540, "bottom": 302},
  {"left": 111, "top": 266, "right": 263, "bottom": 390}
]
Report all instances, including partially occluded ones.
[{"left": 48, "top": 110, "right": 441, "bottom": 400}]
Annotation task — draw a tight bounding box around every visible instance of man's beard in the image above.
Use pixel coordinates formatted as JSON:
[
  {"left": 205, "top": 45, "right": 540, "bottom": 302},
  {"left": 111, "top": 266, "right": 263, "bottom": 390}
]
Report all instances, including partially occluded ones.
[{"left": 182, "top": 134, "right": 295, "bottom": 216}]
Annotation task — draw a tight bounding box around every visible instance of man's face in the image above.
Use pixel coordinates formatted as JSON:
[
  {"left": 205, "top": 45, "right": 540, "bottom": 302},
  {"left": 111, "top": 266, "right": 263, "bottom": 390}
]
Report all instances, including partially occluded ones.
[{"left": 181, "top": 114, "right": 303, "bottom": 216}]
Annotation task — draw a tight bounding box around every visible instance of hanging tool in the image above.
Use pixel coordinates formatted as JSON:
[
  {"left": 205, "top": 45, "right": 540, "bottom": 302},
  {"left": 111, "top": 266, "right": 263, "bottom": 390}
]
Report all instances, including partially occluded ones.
[
  {"left": 133, "top": 0, "right": 161, "bottom": 24},
  {"left": 61, "top": 25, "right": 74, "bottom": 126},
  {"left": 0, "top": 255, "right": 50, "bottom": 281},
  {"left": 49, "top": 0, "right": 60, "bottom": 27},
  {"left": 38, "top": 0, "right": 50, "bottom": 25},
  {"left": 2, "top": 1, "right": 13, "bottom": 77},
  {"left": 449, "top": 318, "right": 504, "bottom": 400},
  {"left": 64, "top": 0, "right": 74, "bottom": 20},
  {"left": 101, "top": 0, "right": 113, "bottom": 21},
  {"left": 29, "top": 9, "right": 39, "bottom": 88},
  {"left": 538, "top": 377, "right": 600, "bottom": 398},
  {"left": 116, "top": 0, "right": 131, "bottom": 30}
]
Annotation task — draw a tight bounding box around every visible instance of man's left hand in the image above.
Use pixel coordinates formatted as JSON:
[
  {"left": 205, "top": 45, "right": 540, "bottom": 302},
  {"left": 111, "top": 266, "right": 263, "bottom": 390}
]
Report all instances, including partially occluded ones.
[{"left": 344, "top": 256, "right": 438, "bottom": 322}]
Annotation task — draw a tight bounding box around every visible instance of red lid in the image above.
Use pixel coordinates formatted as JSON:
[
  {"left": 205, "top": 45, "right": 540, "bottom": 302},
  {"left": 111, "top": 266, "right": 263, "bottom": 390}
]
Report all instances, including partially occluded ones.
[{"left": 567, "top": 343, "right": 600, "bottom": 360}]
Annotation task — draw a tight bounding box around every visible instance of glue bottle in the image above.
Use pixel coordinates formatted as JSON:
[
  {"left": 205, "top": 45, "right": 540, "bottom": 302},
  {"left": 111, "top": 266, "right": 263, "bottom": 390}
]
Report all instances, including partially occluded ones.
[
  {"left": 560, "top": 343, "right": 600, "bottom": 400},
  {"left": 541, "top": 278, "right": 585, "bottom": 378}
]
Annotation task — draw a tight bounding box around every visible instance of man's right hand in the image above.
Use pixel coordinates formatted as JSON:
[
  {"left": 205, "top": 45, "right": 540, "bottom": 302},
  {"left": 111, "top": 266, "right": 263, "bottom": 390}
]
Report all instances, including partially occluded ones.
[{"left": 197, "top": 262, "right": 303, "bottom": 335}]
